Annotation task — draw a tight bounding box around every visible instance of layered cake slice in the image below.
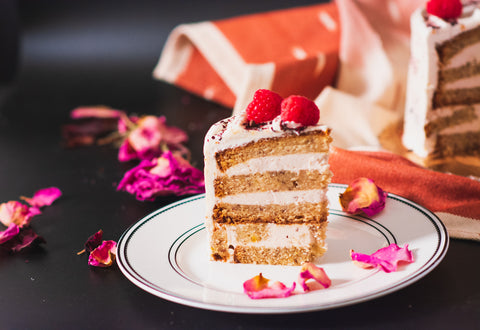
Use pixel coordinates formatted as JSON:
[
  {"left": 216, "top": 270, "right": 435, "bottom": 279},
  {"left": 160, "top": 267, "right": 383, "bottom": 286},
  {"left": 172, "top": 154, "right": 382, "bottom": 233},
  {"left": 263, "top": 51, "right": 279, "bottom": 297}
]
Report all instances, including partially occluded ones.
[
  {"left": 204, "top": 89, "right": 332, "bottom": 266},
  {"left": 403, "top": 1, "right": 480, "bottom": 158}
]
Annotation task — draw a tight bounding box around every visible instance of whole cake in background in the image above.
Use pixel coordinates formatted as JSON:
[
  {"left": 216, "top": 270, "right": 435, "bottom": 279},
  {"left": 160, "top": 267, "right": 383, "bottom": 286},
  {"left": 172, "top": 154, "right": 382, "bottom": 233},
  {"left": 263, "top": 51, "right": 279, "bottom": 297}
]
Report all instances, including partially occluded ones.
[
  {"left": 204, "top": 89, "right": 332, "bottom": 266},
  {"left": 403, "top": 0, "right": 480, "bottom": 159}
]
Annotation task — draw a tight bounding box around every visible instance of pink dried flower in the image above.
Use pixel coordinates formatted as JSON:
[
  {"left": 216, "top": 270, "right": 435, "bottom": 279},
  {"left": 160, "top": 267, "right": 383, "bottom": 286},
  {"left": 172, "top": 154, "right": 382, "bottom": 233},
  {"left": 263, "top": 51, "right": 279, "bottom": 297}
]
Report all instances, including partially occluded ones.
[
  {"left": 21, "top": 187, "right": 62, "bottom": 208},
  {"left": 70, "top": 106, "right": 126, "bottom": 119},
  {"left": 243, "top": 273, "right": 296, "bottom": 299},
  {"left": 84, "top": 229, "right": 104, "bottom": 254},
  {"left": 0, "top": 225, "right": 46, "bottom": 252},
  {"left": 118, "top": 115, "right": 188, "bottom": 162},
  {"left": 0, "top": 201, "right": 39, "bottom": 228},
  {"left": 350, "top": 243, "right": 414, "bottom": 273},
  {"left": 339, "top": 177, "right": 387, "bottom": 216},
  {"left": 0, "top": 223, "right": 20, "bottom": 244},
  {"left": 0, "top": 187, "right": 60, "bottom": 252},
  {"left": 298, "top": 262, "right": 331, "bottom": 292},
  {"left": 7, "top": 227, "right": 46, "bottom": 252},
  {"left": 64, "top": 107, "right": 189, "bottom": 161},
  {"left": 62, "top": 106, "right": 126, "bottom": 147},
  {"left": 88, "top": 240, "right": 117, "bottom": 267},
  {"left": 117, "top": 150, "right": 205, "bottom": 201}
]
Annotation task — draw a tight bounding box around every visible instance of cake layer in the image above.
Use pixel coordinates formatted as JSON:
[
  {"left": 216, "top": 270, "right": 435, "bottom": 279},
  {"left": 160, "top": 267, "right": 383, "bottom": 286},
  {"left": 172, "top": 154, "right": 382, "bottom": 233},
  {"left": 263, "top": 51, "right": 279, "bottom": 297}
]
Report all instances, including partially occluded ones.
[
  {"left": 433, "top": 87, "right": 480, "bottom": 108},
  {"left": 213, "top": 201, "right": 329, "bottom": 224},
  {"left": 233, "top": 246, "right": 326, "bottom": 266},
  {"left": 209, "top": 222, "right": 327, "bottom": 265},
  {"left": 214, "top": 170, "right": 330, "bottom": 197},
  {"left": 215, "top": 131, "right": 331, "bottom": 172}
]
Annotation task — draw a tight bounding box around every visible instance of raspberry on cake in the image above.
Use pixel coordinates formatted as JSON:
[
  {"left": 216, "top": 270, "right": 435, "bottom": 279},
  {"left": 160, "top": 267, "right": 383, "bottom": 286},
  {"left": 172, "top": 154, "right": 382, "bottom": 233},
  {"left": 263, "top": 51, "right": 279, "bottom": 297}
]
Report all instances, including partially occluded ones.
[
  {"left": 204, "top": 90, "right": 332, "bottom": 266},
  {"left": 245, "top": 89, "right": 283, "bottom": 124},
  {"left": 403, "top": 1, "right": 480, "bottom": 159}
]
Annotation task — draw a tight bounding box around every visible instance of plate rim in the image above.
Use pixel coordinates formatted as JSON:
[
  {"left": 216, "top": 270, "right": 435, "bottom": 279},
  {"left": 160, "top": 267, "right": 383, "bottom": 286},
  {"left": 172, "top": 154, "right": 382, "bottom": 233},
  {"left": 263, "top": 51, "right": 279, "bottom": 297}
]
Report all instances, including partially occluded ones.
[{"left": 117, "top": 184, "right": 449, "bottom": 314}]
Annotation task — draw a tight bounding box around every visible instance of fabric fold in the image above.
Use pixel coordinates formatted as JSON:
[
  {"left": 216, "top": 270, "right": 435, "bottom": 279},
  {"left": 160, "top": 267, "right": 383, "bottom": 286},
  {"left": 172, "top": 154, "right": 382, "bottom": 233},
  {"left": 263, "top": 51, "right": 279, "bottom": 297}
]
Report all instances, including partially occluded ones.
[{"left": 153, "top": 3, "right": 340, "bottom": 112}]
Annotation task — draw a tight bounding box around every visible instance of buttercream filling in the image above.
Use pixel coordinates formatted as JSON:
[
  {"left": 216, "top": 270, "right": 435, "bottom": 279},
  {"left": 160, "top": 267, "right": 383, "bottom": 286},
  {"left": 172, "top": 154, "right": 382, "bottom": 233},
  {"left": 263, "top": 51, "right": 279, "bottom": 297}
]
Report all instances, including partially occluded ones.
[
  {"left": 442, "top": 73, "right": 480, "bottom": 90},
  {"left": 224, "top": 153, "right": 329, "bottom": 176},
  {"left": 218, "top": 189, "right": 328, "bottom": 205}
]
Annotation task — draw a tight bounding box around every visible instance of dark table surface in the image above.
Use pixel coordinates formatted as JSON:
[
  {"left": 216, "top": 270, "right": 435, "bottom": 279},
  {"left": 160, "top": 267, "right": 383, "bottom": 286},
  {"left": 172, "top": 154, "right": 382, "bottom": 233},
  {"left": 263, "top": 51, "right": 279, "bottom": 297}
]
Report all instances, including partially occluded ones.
[{"left": 1, "top": 1, "right": 479, "bottom": 329}]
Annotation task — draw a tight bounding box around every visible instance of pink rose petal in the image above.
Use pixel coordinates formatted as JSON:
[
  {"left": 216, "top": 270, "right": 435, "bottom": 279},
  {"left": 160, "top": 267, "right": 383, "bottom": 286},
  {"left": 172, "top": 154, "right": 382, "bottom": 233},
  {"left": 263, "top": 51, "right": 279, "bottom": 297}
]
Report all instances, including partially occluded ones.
[
  {"left": 0, "top": 226, "right": 46, "bottom": 252},
  {"left": 243, "top": 273, "right": 296, "bottom": 299},
  {"left": 21, "top": 187, "right": 62, "bottom": 208},
  {"left": 339, "top": 177, "right": 387, "bottom": 216},
  {"left": 298, "top": 262, "right": 331, "bottom": 292},
  {"left": 350, "top": 243, "right": 414, "bottom": 273},
  {"left": 119, "top": 115, "right": 189, "bottom": 162},
  {"left": 9, "top": 227, "right": 46, "bottom": 252},
  {"left": 88, "top": 240, "right": 117, "bottom": 267},
  {"left": 0, "top": 223, "right": 20, "bottom": 244},
  {"left": 84, "top": 229, "right": 103, "bottom": 254},
  {"left": 0, "top": 201, "right": 36, "bottom": 227},
  {"left": 70, "top": 106, "right": 126, "bottom": 119}
]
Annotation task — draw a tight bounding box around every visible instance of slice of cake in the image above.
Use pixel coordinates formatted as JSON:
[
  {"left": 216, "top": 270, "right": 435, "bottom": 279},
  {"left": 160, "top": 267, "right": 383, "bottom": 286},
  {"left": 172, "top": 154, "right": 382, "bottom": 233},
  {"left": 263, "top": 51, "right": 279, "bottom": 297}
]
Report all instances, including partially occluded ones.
[
  {"left": 403, "top": 1, "right": 480, "bottom": 159},
  {"left": 204, "top": 89, "right": 332, "bottom": 266}
]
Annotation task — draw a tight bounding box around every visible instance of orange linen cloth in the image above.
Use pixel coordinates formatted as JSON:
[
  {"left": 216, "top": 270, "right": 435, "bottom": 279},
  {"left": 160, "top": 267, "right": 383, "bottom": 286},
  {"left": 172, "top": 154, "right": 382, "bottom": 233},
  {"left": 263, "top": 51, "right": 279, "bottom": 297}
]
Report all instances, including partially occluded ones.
[
  {"left": 153, "top": 2, "right": 340, "bottom": 112},
  {"left": 331, "top": 148, "right": 480, "bottom": 241}
]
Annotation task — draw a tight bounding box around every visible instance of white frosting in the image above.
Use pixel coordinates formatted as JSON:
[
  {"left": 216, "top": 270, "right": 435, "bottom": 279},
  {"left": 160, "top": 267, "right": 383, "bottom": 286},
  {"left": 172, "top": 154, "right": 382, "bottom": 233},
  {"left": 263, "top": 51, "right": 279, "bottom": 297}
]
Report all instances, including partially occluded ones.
[
  {"left": 225, "top": 153, "right": 329, "bottom": 176},
  {"left": 204, "top": 112, "right": 329, "bottom": 151},
  {"left": 220, "top": 189, "right": 327, "bottom": 206},
  {"left": 443, "top": 72, "right": 480, "bottom": 90},
  {"left": 403, "top": 4, "right": 480, "bottom": 157}
]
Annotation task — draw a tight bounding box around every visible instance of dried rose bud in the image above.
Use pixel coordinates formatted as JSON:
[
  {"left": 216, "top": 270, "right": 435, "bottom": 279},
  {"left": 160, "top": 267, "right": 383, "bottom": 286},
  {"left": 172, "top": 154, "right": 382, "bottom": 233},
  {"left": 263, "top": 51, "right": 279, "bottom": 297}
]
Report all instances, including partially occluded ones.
[{"left": 339, "top": 177, "right": 387, "bottom": 216}]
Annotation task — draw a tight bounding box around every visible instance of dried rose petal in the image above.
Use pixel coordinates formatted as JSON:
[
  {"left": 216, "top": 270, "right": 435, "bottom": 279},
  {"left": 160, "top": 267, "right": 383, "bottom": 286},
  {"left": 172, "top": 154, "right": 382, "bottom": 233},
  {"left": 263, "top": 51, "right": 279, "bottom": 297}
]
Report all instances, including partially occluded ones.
[
  {"left": 9, "top": 227, "right": 45, "bottom": 252},
  {"left": 339, "top": 177, "right": 387, "bottom": 216},
  {"left": 62, "top": 106, "right": 128, "bottom": 148},
  {"left": 62, "top": 118, "right": 120, "bottom": 148},
  {"left": 118, "top": 115, "right": 188, "bottom": 162},
  {"left": 21, "top": 187, "right": 62, "bottom": 208},
  {"left": 70, "top": 106, "right": 126, "bottom": 119},
  {"left": 298, "top": 262, "right": 331, "bottom": 292},
  {"left": 84, "top": 229, "right": 103, "bottom": 254},
  {"left": 0, "top": 223, "right": 20, "bottom": 244},
  {"left": 243, "top": 273, "right": 296, "bottom": 299},
  {"left": 88, "top": 240, "right": 117, "bottom": 267},
  {"left": 117, "top": 150, "right": 205, "bottom": 201},
  {"left": 350, "top": 243, "right": 414, "bottom": 273},
  {"left": 0, "top": 226, "right": 46, "bottom": 252},
  {"left": 0, "top": 201, "right": 39, "bottom": 228}
]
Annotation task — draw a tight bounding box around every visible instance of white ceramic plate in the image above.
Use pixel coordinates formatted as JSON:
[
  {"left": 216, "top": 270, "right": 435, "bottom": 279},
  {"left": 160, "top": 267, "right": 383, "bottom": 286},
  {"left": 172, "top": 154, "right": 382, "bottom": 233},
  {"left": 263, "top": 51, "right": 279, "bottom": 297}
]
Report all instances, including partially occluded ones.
[{"left": 117, "top": 184, "right": 448, "bottom": 314}]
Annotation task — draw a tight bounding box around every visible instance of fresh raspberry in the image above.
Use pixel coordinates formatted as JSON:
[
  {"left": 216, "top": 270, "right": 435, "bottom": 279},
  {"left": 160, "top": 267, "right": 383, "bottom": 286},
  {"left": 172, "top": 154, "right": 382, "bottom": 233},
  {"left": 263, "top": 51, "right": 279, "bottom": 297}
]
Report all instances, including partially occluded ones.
[
  {"left": 280, "top": 95, "right": 320, "bottom": 127},
  {"left": 245, "top": 89, "right": 283, "bottom": 124},
  {"left": 426, "top": 0, "right": 462, "bottom": 20}
]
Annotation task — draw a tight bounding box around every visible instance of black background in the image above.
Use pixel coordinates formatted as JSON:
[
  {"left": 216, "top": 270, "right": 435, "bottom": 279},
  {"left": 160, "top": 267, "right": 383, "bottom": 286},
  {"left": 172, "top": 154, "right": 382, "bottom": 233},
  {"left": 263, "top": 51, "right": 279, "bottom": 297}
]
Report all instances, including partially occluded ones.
[{"left": 0, "top": 1, "right": 479, "bottom": 329}]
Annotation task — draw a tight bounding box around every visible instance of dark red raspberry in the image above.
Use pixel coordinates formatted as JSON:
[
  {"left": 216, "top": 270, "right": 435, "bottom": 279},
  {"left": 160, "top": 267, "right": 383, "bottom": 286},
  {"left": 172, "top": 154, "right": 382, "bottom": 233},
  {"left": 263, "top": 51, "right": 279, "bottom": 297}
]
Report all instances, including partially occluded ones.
[
  {"left": 426, "top": 0, "right": 462, "bottom": 20},
  {"left": 245, "top": 89, "right": 283, "bottom": 124},
  {"left": 280, "top": 95, "right": 320, "bottom": 127}
]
